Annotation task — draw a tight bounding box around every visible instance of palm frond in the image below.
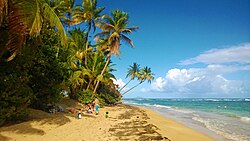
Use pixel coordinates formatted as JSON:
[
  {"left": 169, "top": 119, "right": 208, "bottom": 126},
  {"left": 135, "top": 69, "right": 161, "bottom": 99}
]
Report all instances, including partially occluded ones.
[
  {"left": 2, "top": 0, "right": 28, "bottom": 60},
  {"left": 42, "top": 2, "right": 67, "bottom": 46},
  {"left": 100, "top": 23, "right": 115, "bottom": 31},
  {"left": 120, "top": 34, "right": 134, "bottom": 47},
  {"left": 72, "top": 5, "right": 82, "bottom": 12},
  {"left": 120, "top": 29, "right": 132, "bottom": 34},
  {"left": 121, "top": 26, "right": 139, "bottom": 34},
  {"left": 29, "top": 1, "right": 42, "bottom": 37},
  {"left": 94, "top": 7, "right": 104, "bottom": 19},
  {"left": 116, "top": 16, "right": 128, "bottom": 29},
  {"left": 91, "top": 20, "right": 96, "bottom": 32},
  {"left": 104, "top": 15, "right": 115, "bottom": 26},
  {"left": 0, "top": 0, "right": 8, "bottom": 25},
  {"left": 94, "top": 31, "right": 110, "bottom": 41},
  {"left": 108, "top": 32, "right": 119, "bottom": 40},
  {"left": 128, "top": 26, "right": 140, "bottom": 31},
  {"left": 71, "top": 17, "right": 85, "bottom": 25}
]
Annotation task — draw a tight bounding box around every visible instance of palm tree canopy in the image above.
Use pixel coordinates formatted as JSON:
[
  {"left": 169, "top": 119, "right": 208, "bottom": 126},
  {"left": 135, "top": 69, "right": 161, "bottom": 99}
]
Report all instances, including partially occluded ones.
[
  {"left": 50, "top": 0, "right": 76, "bottom": 27},
  {"left": 126, "top": 63, "right": 140, "bottom": 80},
  {"left": 72, "top": 0, "right": 104, "bottom": 31},
  {"left": 0, "top": 0, "right": 67, "bottom": 61},
  {"left": 95, "top": 10, "right": 139, "bottom": 56},
  {"left": 139, "top": 66, "right": 154, "bottom": 83},
  {"left": 68, "top": 28, "right": 87, "bottom": 50}
]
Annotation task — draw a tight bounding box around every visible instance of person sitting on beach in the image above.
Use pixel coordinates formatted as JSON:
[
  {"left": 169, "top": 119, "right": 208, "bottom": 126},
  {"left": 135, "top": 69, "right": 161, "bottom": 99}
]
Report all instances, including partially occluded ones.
[{"left": 86, "top": 103, "right": 93, "bottom": 114}]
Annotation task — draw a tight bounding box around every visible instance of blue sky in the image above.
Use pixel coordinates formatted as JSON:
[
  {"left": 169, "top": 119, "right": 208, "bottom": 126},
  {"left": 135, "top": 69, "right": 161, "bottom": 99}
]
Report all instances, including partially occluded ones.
[{"left": 80, "top": 0, "right": 250, "bottom": 98}]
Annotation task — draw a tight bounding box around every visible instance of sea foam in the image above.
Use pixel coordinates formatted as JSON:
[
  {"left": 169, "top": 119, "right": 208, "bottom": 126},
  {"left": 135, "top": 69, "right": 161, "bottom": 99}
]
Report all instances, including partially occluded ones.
[
  {"left": 192, "top": 115, "right": 249, "bottom": 141},
  {"left": 240, "top": 117, "right": 250, "bottom": 123}
]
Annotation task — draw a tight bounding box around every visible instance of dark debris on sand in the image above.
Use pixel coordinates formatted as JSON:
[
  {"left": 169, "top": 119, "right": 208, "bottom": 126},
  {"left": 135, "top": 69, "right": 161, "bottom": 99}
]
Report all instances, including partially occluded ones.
[{"left": 109, "top": 104, "right": 171, "bottom": 141}]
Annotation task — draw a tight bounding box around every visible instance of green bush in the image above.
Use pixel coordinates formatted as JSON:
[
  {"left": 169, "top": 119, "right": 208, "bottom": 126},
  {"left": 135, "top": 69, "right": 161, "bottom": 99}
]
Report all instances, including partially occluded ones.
[
  {"left": 77, "top": 90, "right": 94, "bottom": 104},
  {"left": 0, "top": 26, "right": 69, "bottom": 125},
  {"left": 99, "top": 93, "right": 119, "bottom": 105},
  {"left": 0, "top": 59, "right": 34, "bottom": 125}
]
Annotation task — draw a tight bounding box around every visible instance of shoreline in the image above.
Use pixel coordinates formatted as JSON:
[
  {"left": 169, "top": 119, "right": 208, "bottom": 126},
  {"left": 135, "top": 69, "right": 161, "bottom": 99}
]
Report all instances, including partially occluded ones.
[
  {"left": 140, "top": 106, "right": 214, "bottom": 141},
  {"left": 123, "top": 98, "right": 250, "bottom": 141},
  {"left": 139, "top": 106, "right": 232, "bottom": 141},
  {"left": 0, "top": 102, "right": 215, "bottom": 141}
]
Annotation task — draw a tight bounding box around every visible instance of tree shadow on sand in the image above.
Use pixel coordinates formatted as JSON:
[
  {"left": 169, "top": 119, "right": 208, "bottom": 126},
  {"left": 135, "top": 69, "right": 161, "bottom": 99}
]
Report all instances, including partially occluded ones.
[
  {"left": 0, "top": 121, "right": 46, "bottom": 141},
  {"left": 0, "top": 111, "right": 73, "bottom": 140},
  {"left": 0, "top": 134, "right": 12, "bottom": 141},
  {"left": 0, "top": 98, "right": 82, "bottom": 140}
]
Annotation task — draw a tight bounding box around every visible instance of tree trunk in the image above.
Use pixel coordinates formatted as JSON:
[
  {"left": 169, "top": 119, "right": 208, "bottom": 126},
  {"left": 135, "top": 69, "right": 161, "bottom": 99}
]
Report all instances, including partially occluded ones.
[
  {"left": 86, "top": 79, "right": 93, "bottom": 90},
  {"left": 122, "top": 81, "right": 143, "bottom": 95},
  {"left": 85, "top": 24, "right": 91, "bottom": 65},
  {"left": 69, "top": 84, "right": 76, "bottom": 99},
  {"left": 119, "top": 78, "right": 132, "bottom": 92},
  {"left": 92, "top": 56, "right": 111, "bottom": 97},
  {"left": 85, "top": 32, "right": 89, "bottom": 65}
]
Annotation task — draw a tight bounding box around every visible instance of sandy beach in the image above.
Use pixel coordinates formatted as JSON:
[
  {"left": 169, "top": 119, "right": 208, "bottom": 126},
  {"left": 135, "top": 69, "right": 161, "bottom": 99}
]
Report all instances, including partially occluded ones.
[{"left": 0, "top": 99, "right": 214, "bottom": 141}]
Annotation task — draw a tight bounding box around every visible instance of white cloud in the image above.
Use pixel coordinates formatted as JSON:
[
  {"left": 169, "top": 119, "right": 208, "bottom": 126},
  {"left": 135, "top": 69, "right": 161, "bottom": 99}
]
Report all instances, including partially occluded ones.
[
  {"left": 151, "top": 77, "right": 167, "bottom": 91},
  {"left": 146, "top": 68, "right": 250, "bottom": 96},
  {"left": 142, "top": 43, "right": 250, "bottom": 97},
  {"left": 111, "top": 78, "right": 129, "bottom": 92},
  {"left": 180, "top": 43, "right": 250, "bottom": 65},
  {"left": 111, "top": 78, "right": 125, "bottom": 89}
]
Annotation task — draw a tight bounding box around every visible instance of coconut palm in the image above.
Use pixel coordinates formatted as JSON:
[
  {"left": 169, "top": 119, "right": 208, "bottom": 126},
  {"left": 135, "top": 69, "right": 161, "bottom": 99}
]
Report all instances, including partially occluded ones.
[
  {"left": 51, "top": 0, "right": 76, "bottom": 31},
  {"left": 66, "top": 28, "right": 87, "bottom": 98},
  {"left": 0, "top": 0, "right": 67, "bottom": 61},
  {"left": 119, "top": 63, "right": 140, "bottom": 92},
  {"left": 72, "top": 0, "right": 104, "bottom": 65},
  {"left": 92, "top": 10, "right": 139, "bottom": 97},
  {"left": 122, "top": 66, "right": 154, "bottom": 95},
  {"left": 84, "top": 51, "right": 105, "bottom": 91}
]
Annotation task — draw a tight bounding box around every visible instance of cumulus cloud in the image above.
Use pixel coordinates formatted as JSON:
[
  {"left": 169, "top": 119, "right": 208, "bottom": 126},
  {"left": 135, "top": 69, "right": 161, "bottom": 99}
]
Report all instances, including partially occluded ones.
[
  {"left": 146, "top": 68, "right": 250, "bottom": 96},
  {"left": 143, "top": 43, "right": 250, "bottom": 97},
  {"left": 111, "top": 78, "right": 125, "bottom": 89},
  {"left": 151, "top": 77, "right": 167, "bottom": 91},
  {"left": 179, "top": 43, "right": 250, "bottom": 65},
  {"left": 111, "top": 78, "right": 129, "bottom": 92}
]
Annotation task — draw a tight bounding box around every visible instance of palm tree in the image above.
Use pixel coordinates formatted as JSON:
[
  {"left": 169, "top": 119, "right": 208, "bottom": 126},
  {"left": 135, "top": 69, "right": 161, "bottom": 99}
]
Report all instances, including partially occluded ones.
[
  {"left": 51, "top": 0, "right": 76, "bottom": 31},
  {"left": 119, "top": 63, "right": 140, "bottom": 92},
  {"left": 0, "top": 0, "right": 67, "bottom": 61},
  {"left": 68, "top": 28, "right": 87, "bottom": 55},
  {"left": 92, "top": 10, "right": 139, "bottom": 97},
  {"left": 66, "top": 28, "right": 87, "bottom": 98},
  {"left": 72, "top": 0, "right": 104, "bottom": 65},
  {"left": 84, "top": 51, "right": 105, "bottom": 91},
  {"left": 122, "top": 66, "right": 154, "bottom": 95}
]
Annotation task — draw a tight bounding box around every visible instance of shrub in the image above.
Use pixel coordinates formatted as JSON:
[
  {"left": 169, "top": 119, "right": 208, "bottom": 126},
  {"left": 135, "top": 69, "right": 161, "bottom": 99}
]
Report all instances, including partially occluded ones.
[{"left": 0, "top": 58, "right": 34, "bottom": 125}]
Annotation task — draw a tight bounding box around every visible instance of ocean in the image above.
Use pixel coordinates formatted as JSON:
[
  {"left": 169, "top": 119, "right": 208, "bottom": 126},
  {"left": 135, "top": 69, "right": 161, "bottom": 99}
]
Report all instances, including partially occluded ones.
[{"left": 123, "top": 98, "right": 250, "bottom": 141}]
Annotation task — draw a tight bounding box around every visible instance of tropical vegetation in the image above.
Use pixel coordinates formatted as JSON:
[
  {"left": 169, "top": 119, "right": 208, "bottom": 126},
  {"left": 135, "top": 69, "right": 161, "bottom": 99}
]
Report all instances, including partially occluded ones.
[{"left": 0, "top": 0, "right": 153, "bottom": 126}]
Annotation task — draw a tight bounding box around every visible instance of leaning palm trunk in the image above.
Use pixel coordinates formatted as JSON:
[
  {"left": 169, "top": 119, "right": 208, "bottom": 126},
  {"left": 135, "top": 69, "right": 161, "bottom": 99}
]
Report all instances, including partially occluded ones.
[
  {"left": 84, "top": 25, "right": 90, "bottom": 65},
  {"left": 122, "top": 81, "right": 143, "bottom": 95},
  {"left": 86, "top": 79, "right": 93, "bottom": 90},
  {"left": 119, "top": 78, "right": 132, "bottom": 92},
  {"left": 92, "top": 55, "right": 111, "bottom": 97}
]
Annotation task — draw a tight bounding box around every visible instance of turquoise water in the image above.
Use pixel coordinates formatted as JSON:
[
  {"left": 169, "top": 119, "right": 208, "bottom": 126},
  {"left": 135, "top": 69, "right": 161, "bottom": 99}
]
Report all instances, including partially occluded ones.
[{"left": 124, "top": 98, "right": 250, "bottom": 141}]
